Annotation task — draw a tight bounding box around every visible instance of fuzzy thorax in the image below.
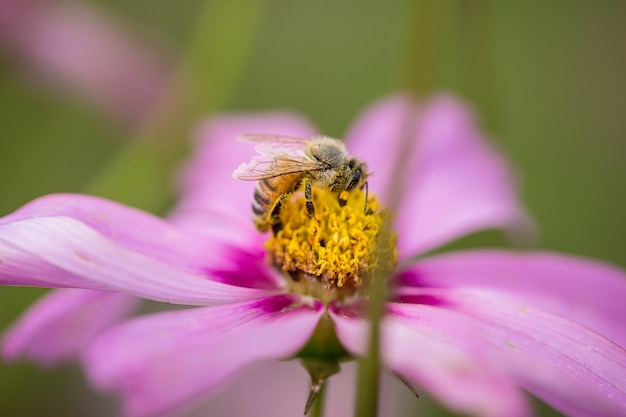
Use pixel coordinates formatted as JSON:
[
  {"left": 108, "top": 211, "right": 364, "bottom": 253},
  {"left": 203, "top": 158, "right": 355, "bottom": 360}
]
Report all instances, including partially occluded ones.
[{"left": 266, "top": 187, "right": 397, "bottom": 303}]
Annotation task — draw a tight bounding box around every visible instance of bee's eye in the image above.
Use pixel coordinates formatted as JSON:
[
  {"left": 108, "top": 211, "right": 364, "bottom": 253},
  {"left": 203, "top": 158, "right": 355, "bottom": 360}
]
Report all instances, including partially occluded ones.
[{"left": 346, "top": 169, "right": 361, "bottom": 190}]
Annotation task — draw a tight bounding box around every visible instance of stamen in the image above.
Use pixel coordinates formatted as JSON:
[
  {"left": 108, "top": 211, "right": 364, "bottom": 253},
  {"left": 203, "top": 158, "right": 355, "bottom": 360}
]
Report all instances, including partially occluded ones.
[{"left": 265, "top": 187, "right": 397, "bottom": 303}]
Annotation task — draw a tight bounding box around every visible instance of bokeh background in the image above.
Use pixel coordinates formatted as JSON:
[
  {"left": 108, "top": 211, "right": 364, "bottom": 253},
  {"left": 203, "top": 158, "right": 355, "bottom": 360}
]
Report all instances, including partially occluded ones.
[{"left": 1, "top": 1, "right": 625, "bottom": 416}]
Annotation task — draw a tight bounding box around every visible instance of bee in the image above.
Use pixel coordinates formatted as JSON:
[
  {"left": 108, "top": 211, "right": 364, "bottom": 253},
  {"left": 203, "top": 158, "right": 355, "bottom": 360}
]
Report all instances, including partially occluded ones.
[{"left": 233, "top": 134, "right": 369, "bottom": 233}]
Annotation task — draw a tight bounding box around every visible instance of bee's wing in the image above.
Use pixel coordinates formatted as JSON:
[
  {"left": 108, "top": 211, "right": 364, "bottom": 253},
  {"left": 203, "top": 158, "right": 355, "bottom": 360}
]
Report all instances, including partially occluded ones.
[
  {"left": 237, "top": 134, "right": 309, "bottom": 147},
  {"left": 233, "top": 147, "right": 329, "bottom": 181}
]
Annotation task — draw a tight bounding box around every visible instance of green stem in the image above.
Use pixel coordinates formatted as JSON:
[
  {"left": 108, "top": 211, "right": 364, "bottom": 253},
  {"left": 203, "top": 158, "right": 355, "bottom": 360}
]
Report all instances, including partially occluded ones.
[
  {"left": 354, "top": 218, "right": 394, "bottom": 417},
  {"left": 355, "top": 3, "right": 456, "bottom": 415},
  {"left": 401, "top": 0, "right": 452, "bottom": 96},
  {"left": 354, "top": 297, "right": 383, "bottom": 417}
]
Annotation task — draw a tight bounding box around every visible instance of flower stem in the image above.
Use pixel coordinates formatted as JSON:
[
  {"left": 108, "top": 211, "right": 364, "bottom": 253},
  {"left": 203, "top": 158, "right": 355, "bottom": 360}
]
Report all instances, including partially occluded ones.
[
  {"left": 354, "top": 217, "right": 395, "bottom": 417},
  {"left": 354, "top": 300, "right": 383, "bottom": 417},
  {"left": 400, "top": 0, "right": 452, "bottom": 96}
]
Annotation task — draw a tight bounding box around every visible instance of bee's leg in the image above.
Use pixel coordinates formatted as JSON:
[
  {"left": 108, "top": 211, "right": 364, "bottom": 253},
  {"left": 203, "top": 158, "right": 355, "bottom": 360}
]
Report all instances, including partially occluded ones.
[
  {"left": 338, "top": 191, "right": 349, "bottom": 207},
  {"left": 304, "top": 178, "right": 315, "bottom": 217},
  {"left": 271, "top": 220, "right": 283, "bottom": 236},
  {"left": 363, "top": 181, "right": 369, "bottom": 214},
  {"left": 270, "top": 199, "right": 284, "bottom": 235}
]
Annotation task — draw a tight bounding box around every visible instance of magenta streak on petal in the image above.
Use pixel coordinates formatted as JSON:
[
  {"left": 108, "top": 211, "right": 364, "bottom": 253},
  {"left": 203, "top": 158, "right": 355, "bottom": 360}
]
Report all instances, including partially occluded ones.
[
  {"left": 329, "top": 302, "right": 531, "bottom": 417},
  {"left": 396, "top": 250, "right": 626, "bottom": 348},
  {"left": 2, "top": 288, "right": 137, "bottom": 365},
  {"left": 84, "top": 294, "right": 323, "bottom": 417},
  {"left": 0, "top": 217, "right": 277, "bottom": 305},
  {"left": 391, "top": 292, "right": 446, "bottom": 307},
  {"left": 207, "top": 245, "right": 285, "bottom": 290},
  {"left": 432, "top": 289, "right": 626, "bottom": 417}
]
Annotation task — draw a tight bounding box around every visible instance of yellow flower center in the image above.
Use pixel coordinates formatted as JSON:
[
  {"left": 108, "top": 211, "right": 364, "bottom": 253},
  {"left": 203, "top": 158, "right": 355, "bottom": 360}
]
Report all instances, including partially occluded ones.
[{"left": 265, "top": 187, "right": 397, "bottom": 304}]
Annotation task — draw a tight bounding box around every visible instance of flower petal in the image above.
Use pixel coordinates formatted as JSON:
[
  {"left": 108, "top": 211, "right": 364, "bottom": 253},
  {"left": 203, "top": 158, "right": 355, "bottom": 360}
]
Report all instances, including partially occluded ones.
[
  {"left": 429, "top": 289, "right": 626, "bottom": 417},
  {"left": 1, "top": 193, "right": 283, "bottom": 290},
  {"left": 396, "top": 250, "right": 626, "bottom": 348},
  {"left": 344, "top": 93, "right": 416, "bottom": 205},
  {"left": 2, "top": 289, "right": 137, "bottom": 365},
  {"left": 346, "top": 94, "right": 530, "bottom": 257},
  {"left": 1, "top": 194, "right": 216, "bottom": 273},
  {"left": 0, "top": 1, "right": 170, "bottom": 126},
  {"left": 329, "top": 302, "right": 531, "bottom": 417},
  {"left": 84, "top": 294, "right": 323, "bottom": 417},
  {"left": 170, "top": 112, "right": 317, "bottom": 246},
  {"left": 0, "top": 216, "right": 275, "bottom": 304}
]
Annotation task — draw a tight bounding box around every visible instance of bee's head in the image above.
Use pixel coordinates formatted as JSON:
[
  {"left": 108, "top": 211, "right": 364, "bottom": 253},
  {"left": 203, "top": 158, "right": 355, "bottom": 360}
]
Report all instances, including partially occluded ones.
[{"left": 345, "top": 158, "right": 368, "bottom": 191}]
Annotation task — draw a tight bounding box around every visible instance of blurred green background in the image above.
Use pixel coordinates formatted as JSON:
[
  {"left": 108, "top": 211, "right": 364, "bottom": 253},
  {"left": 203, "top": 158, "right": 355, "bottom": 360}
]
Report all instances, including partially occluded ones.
[{"left": 1, "top": 1, "right": 625, "bottom": 416}]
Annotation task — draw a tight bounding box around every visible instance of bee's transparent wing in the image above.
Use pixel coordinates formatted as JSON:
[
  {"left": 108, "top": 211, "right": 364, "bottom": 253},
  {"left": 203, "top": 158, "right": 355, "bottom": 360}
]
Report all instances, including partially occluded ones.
[
  {"left": 237, "top": 134, "right": 309, "bottom": 146},
  {"left": 233, "top": 146, "right": 329, "bottom": 181}
]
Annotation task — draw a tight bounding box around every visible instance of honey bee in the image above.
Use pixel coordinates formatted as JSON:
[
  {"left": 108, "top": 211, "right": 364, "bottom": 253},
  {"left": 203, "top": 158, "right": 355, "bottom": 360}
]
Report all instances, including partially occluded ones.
[{"left": 233, "top": 134, "right": 369, "bottom": 233}]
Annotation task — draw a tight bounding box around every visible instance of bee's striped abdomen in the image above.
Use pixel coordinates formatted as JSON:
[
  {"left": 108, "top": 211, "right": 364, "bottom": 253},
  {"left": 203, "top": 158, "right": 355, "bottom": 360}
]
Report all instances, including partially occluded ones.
[
  {"left": 252, "top": 186, "right": 271, "bottom": 215},
  {"left": 252, "top": 178, "right": 282, "bottom": 231},
  {"left": 252, "top": 175, "right": 302, "bottom": 232}
]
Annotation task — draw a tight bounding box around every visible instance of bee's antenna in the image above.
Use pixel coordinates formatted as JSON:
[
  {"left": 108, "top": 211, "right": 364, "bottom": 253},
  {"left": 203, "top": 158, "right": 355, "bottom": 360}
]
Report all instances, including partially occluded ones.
[{"left": 363, "top": 181, "right": 369, "bottom": 214}]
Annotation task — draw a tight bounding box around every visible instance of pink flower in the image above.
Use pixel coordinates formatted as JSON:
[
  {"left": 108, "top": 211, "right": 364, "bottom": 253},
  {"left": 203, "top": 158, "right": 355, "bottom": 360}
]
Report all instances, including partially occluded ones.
[
  {"left": 0, "top": 0, "right": 171, "bottom": 127},
  {"left": 2, "top": 94, "right": 626, "bottom": 417}
]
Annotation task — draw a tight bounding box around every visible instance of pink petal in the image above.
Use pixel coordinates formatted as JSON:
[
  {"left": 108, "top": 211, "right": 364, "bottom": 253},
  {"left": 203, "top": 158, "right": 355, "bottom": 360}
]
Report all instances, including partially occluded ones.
[
  {"left": 344, "top": 93, "right": 417, "bottom": 206},
  {"left": 0, "top": 0, "right": 170, "bottom": 126},
  {"left": 345, "top": 94, "right": 531, "bottom": 257},
  {"left": 430, "top": 289, "right": 626, "bottom": 417},
  {"left": 0, "top": 216, "right": 275, "bottom": 304},
  {"left": 84, "top": 294, "right": 323, "bottom": 417},
  {"left": 1, "top": 194, "right": 283, "bottom": 290},
  {"left": 329, "top": 302, "right": 531, "bottom": 417},
  {"left": 208, "top": 245, "right": 285, "bottom": 290},
  {"left": 396, "top": 250, "right": 626, "bottom": 348},
  {"left": 1, "top": 194, "right": 217, "bottom": 274},
  {"left": 170, "top": 112, "right": 317, "bottom": 246},
  {"left": 2, "top": 289, "right": 137, "bottom": 365}
]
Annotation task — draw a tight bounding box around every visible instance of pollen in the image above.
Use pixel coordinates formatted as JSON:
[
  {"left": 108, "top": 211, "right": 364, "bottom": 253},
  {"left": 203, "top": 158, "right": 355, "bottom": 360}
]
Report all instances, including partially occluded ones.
[{"left": 265, "top": 187, "right": 397, "bottom": 303}]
